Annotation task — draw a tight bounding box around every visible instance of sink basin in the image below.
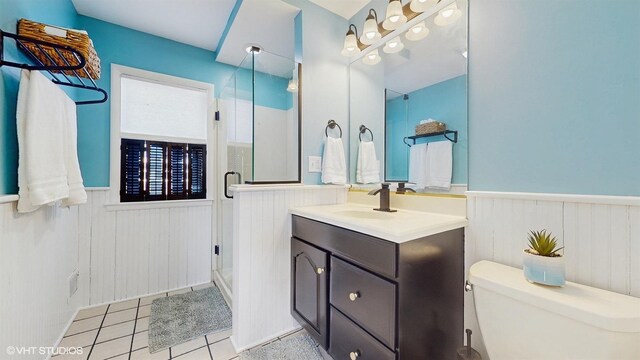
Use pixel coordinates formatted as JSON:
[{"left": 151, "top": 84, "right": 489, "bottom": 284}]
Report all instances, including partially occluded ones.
[{"left": 332, "top": 209, "right": 394, "bottom": 220}]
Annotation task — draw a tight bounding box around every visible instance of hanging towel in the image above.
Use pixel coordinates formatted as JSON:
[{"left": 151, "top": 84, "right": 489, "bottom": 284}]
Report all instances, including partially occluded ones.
[
  {"left": 17, "top": 70, "right": 72, "bottom": 212},
  {"left": 356, "top": 141, "right": 380, "bottom": 184},
  {"left": 16, "top": 70, "right": 39, "bottom": 213},
  {"left": 426, "top": 140, "right": 453, "bottom": 190},
  {"left": 321, "top": 137, "right": 346, "bottom": 184},
  {"left": 61, "top": 93, "right": 87, "bottom": 207},
  {"left": 408, "top": 143, "right": 428, "bottom": 189}
]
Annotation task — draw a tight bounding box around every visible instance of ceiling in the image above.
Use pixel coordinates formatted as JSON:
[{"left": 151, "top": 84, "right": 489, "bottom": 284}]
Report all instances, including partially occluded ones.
[
  {"left": 215, "top": 0, "right": 299, "bottom": 75},
  {"left": 309, "top": 0, "right": 370, "bottom": 19},
  {"left": 72, "top": 0, "right": 236, "bottom": 51}
]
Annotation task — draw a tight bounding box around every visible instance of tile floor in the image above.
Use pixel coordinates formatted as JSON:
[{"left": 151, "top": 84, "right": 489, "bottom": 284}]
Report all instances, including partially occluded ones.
[{"left": 54, "top": 283, "right": 239, "bottom": 360}]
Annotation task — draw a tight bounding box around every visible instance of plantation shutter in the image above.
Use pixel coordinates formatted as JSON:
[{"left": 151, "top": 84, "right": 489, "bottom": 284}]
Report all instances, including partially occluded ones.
[
  {"left": 168, "top": 143, "right": 187, "bottom": 199},
  {"left": 189, "top": 145, "right": 206, "bottom": 199},
  {"left": 146, "top": 142, "right": 166, "bottom": 201},
  {"left": 120, "top": 139, "right": 145, "bottom": 202}
]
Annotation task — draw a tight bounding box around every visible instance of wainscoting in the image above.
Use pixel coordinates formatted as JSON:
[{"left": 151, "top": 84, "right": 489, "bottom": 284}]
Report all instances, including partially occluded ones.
[
  {"left": 465, "top": 191, "right": 640, "bottom": 358},
  {"left": 0, "top": 190, "right": 214, "bottom": 359},
  {"left": 231, "top": 185, "right": 348, "bottom": 351},
  {"left": 0, "top": 197, "right": 81, "bottom": 360},
  {"left": 84, "top": 191, "right": 213, "bottom": 305}
]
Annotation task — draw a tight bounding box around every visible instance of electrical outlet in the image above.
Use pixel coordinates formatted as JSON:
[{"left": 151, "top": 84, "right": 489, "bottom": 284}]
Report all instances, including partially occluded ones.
[
  {"left": 308, "top": 156, "right": 322, "bottom": 173},
  {"left": 68, "top": 270, "right": 79, "bottom": 298}
]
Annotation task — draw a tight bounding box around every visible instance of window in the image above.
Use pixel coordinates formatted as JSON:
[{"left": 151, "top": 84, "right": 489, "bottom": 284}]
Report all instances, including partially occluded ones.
[{"left": 110, "top": 65, "right": 213, "bottom": 204}]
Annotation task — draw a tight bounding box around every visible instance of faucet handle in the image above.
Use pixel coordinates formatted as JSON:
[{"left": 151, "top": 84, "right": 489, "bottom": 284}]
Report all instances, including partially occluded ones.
[{"left": 381, "top": 183, "right": 390, "bottom": 189}]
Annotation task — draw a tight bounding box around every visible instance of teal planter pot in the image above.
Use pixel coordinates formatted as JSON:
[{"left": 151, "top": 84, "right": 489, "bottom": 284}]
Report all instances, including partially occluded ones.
[{"left": 523, "top": 250, "right": 565, "bottom": 286}]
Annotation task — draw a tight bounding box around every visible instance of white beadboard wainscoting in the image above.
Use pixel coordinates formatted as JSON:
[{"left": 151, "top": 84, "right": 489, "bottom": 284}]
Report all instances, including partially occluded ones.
[
  {"left": 0, "top": 200, "right": 81, "bottom": 360},
  {"left": 85, "top": 191, "right": 213, "bottom": 305},
  {"left": 231, "top": 185, "right": 348, "bottom": 351},
  {"left": 0, "top": 190, "right": 214, "bottom": 358},
  {"left": 464, "top": 191, "right": 640, "bottom": 359}
]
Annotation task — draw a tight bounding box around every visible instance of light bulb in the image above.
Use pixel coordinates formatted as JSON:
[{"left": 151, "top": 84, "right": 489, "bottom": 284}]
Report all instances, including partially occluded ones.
[
  {"left": 383, "top": 36, "right": 404, "bottom": 54},
  {"left": 405, "top": 21, "right": 429, "bottom": 41},
  {"left": 434, "top": 3, "right": 462, "bottom": 26},
  {"left": 366, "top": 32, "right": 376, "bottom": 39}
]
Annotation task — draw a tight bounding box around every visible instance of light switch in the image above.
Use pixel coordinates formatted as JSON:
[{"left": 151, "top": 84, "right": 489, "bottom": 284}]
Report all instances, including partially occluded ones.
[{"left": 308, "top": 156, "right": 322, "bottom": 173}]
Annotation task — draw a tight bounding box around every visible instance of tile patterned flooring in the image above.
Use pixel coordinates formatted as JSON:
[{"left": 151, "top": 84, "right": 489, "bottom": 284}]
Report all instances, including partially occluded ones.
[{"left": 53, "top": 283, "right": 241, "bottom": 360}]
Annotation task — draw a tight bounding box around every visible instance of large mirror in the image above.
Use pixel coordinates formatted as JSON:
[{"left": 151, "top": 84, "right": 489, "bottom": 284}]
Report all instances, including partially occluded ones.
[{"left": 349, "top": 0, "right": 468, "bottom": 193}]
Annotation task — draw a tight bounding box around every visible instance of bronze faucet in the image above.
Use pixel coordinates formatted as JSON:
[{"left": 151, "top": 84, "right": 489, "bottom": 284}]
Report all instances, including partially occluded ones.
[
  {"left": 396, "top": 182, "right": 416, "bottom": 194},
  {"left": 368, "top": 183, "right": 397, "bottom": 212}
]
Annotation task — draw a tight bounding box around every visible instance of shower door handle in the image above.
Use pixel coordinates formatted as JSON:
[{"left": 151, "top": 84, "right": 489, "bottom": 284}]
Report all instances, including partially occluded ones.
[{"left": 224, "top": 171, "right": 241, "bottom": 199}]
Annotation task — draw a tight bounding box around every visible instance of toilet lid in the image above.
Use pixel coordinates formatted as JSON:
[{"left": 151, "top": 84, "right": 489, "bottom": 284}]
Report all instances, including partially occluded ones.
[{"left": 470, "top": 260, "right": 640, "bottom": 333}]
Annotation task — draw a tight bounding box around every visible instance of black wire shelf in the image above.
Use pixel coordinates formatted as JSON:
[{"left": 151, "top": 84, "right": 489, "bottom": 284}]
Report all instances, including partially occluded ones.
[
  {"left": 403, "top": 130, "right": 458, "bottom": 146},
  {"left": 0, "top": 29, "right": 107, "bottom": 105}
]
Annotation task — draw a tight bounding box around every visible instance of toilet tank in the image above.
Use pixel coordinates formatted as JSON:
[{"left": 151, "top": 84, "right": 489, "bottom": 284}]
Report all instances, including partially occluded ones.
[{"left": 469, "top": 261, "right": 640, "bottom": 360}]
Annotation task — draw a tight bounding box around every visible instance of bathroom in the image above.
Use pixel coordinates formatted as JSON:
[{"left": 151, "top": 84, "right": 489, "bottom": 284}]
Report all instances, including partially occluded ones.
[{"left": 0, "top": 0, "right": 638, "bottom": 359}]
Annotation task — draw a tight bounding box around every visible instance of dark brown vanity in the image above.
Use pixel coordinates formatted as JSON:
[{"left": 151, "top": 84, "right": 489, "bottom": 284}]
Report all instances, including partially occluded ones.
[{"left": 291, "top": 215, "right": 464, "bottom": 360}]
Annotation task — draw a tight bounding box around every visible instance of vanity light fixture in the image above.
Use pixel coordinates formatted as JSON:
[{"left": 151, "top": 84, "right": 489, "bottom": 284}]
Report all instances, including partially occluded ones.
[
  {"left": 362, "top": 49, "right": 381, "bottom": 65},
  {"left": 287, "top": 78, "right": 298, "bottom": 92},
  {"left": 405, "top": 21, "right": 429, "bottom": 41},
  {"left": 434, "top": 2, "right": 462, "bottom": 26},
  {"left": 383, "top": 36, "right": 405, "bottom": 54},
  {"left": 410, "top": 0, "right": 440, "bottom": 13},
  {"left": 382, "top": 0, "right": 407, "bottom": 30},
  {"left": 341, "top": 24, "right": 362, "bottom": 57},
  {"left": 360, "top": 9, "right": 381, "bottom": 45}
]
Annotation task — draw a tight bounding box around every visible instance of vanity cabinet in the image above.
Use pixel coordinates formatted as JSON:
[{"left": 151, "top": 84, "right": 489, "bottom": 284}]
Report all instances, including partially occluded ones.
[{"left": 291, "top": 215, "right": 464, "bottom": 360}]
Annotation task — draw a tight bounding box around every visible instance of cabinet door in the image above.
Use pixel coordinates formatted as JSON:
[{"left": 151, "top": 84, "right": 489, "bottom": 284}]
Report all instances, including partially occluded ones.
[{"left": 291, "top": 237, "right": 329, "bottom": 348}]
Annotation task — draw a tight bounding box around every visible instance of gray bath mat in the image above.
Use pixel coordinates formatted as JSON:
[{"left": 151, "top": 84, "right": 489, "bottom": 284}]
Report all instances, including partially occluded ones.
[
  {"left": 148, "top": 286, "right": 231, "bottom": 353},
  {"left": 239, "top": 333, "right": 324, "bottom": 360}
]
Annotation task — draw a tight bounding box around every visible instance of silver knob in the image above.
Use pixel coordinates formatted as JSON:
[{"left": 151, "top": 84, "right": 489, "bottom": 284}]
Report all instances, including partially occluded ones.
[
  {"left": 349, "top": 292, "right": 360, "bottom": 301},
  {"left": 316, "top": 267, "right": 325, "bottom": 274},
  {"left": 349, "top": 350, "right": 360, "bottom": 360}
]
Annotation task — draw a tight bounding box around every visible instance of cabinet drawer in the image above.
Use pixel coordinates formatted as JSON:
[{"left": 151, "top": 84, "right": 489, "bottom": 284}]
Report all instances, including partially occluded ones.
[
  {"left": 330, "top": 257, "right": 396, "bottom": 349},
  {"left": 330, "top": 307, "right": 396, "bottom": 360},
  {"left": 292, "top": 216, "right": 397, "bottom": 278}
]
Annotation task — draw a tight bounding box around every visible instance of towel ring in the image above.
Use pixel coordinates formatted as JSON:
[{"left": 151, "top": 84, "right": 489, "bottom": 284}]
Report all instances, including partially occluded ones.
[
  {"left": 325, "top": 119, "right": 342, "bottom": 138},
  {"left": 359, "top": 125, "right": 373, "bottom": 142}
]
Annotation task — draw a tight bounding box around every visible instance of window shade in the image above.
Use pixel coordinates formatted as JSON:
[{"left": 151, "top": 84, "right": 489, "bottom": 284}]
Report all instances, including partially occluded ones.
[
  {"left": 120, "top": 76, "right": 208, "bottom": 141},
  {"left": 189, "top": 145, "right": 206, "bottom": 198}
]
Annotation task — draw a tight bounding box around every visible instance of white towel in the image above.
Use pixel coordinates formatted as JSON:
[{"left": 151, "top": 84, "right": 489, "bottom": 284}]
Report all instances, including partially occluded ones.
[
  {"left": 19, "top": 70, "right": 69, "bottom": 211},
  {"left": 61, "top": 94, "right": 87, "bottom": 207},
  {"left": 356, "top": 141, "right": 380, "bottom": 184},
  {"left": 321, "top": 137, "right": 346, "bottom": 185},
  {"left": 16, "top": 70, "right": 39, "bottom": 213},
  {"left": 408, "top": 143, "right": 428, "bottom": 189},
  {"left": 426, "top": 140, "right": 453, "bottom": 190}
]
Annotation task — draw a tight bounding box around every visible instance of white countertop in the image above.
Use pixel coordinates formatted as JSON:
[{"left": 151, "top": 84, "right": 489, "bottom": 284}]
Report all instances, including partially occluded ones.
[{"left": 290, "top": 203, "right": 468, "bottom": 243}]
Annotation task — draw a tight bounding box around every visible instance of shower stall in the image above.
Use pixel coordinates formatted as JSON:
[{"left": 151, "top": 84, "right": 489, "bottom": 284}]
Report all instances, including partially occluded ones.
[{"left": 215, "top": 49, "right": 300, "bottom": 302}]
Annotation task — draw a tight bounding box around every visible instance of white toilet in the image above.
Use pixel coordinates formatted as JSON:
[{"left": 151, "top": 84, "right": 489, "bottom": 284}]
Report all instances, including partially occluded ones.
[{"left": 469, "top": 260, "right": 640, "bottom": 360}]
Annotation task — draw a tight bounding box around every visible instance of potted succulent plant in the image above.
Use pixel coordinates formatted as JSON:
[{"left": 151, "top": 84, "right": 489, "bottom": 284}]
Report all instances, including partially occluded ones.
[{"left": 523, "top": 230, "right": 565, "bottom": 286}]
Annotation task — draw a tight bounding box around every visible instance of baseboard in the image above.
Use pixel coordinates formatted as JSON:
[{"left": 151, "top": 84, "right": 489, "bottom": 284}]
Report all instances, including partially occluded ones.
[
  {"left": 213, "top": 270, "right": 232, "bottom": 308},
  {"left": 231, "top": 325, "right": 303, "bottom": 352},
  {"left": 466, "top": 190, "right": 640, "bottom": 206},
  {"left": 81, "top": 281, "right": 212, "bottom": 310},
  {"left": 46, "top": 307, "right": 81, "bottom": 360}
]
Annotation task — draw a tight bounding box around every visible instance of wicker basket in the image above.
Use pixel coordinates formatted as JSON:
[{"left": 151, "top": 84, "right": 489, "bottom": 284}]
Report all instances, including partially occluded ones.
[
  {"left": 415, "top": 121, "right": 446, "bottom": 135},
  {"left": 17, "top": 18, "right": 101, "bottom": 79}
]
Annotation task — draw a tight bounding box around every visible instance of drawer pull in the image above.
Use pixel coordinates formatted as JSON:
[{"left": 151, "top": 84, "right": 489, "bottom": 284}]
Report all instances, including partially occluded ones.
[
  {"left": 349, "top": 350, "right": 361, "bottom": 360},
  {"left": 349, "top": 291, "right": 360, "bottom": 301},
  {"left": 316, "top": 267, "right": 325, "bottom": 274}
]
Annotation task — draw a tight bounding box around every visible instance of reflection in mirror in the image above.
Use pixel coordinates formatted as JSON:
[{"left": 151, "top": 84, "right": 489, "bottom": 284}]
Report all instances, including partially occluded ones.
[{"left": 348, "top": 0, "right": 467, "bottom": 193}]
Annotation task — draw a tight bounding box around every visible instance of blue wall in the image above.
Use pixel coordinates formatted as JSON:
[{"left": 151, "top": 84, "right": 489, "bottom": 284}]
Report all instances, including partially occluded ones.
[
  {"left": 0, "top": 0, "right": 79, "bottom": 194},
  {"left": 386, "top": 75, "right": 468, "bottom": 184},
  {"left": 469, "top": 0, "right": 640, "bottom": 196},
  {"left": 0, "top": 3, "right": 295, "bottom": 192}
]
